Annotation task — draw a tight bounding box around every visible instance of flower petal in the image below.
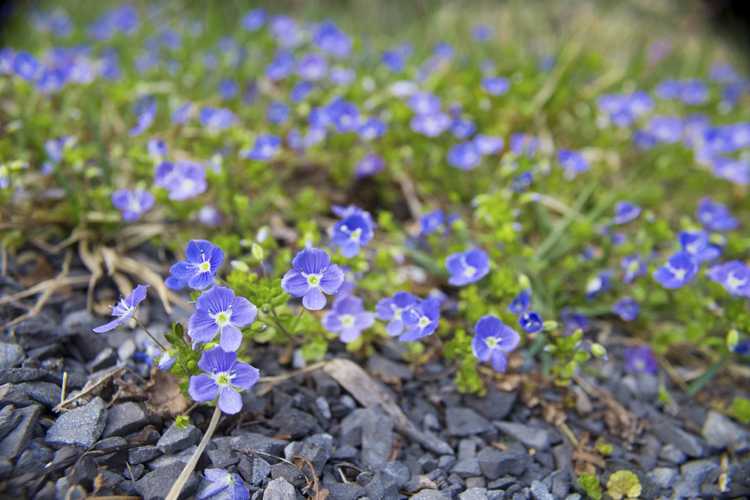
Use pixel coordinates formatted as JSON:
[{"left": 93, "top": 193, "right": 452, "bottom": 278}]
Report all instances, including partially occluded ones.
[
  {"left": 231, "top": 362, "right": 260, "bottom": 390},
  {"left": 197, "top": 346, "right": 237, "bottom": 374},
  {"left": 218, "top": 388, "right": 243, "bottom": 414},
  {"left": 92, "top": 318, "right": 123, "bottom": 334},
  {"left": 189, "top": 310, "right": 218, "bottom": 343},
  {"left": 231, "top": 296, "right": 257, "bottom": 326},
  {"left": 220, "top": 325, "right": 243, "bottom": 352},
  {"left": 320, "top": 264, "right": 344, "bottom": 294},
  {"left": 197, "top": 286, "right": 235, "bottom": 314},
  {"left": 303, "top": 288, "right": 327, "bottom": 310},
  {"left": 189, "top": 374, "right": 218, "bottom": 402},
  {"left": 292, "top": 247, "right": 330, "bottom": 274},
  {"left": 281, "top": 270, "right": 309, "bottom": 297}
]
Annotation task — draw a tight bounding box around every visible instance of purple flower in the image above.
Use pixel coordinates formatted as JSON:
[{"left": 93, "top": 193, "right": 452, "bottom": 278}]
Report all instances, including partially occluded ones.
[
  {"left": 613, "top": 201, "right": 641, "bottom": 225},
  {"left": 679, "top": 231, "right": 721, "bottom": 263},
  {"left": 471, "top": 315, "right": 520, "bottom": 372},
  {"left": 93, "top": 284, "right": 149, "bottom": 333},
  {"left": 624, "top": 346, "right": 658, "bottom": 375},
  {"left": 297, "top": 53, "right": 328, "bottom": 81},
  {"left": 326, "top": 98, "right": 360, "bottom": 132},
  {"left": 130, "top": 96, "right": 156, "bottom": 136},
  {"left": 519, "top": 311, "right": 543, "bottom": 334},
  {"left": 558, "top": 150, "right": 589, "bottom": 178},
  {"left": 586, "top": 271, "right": 612, "bottom": 298},
  {"left": 508, "top": 289, "right": 531, "bottom": 315},
  {"left": 189, "top": 287, "right": 257, "bottom": 352},
  {"left": 266, "top": 50, "right": 295, "bottom": 80},
  {"left": 166, "top": 240, "right": 224, "bottom": 291},
  {"left": 281, "top": 248, "right": 344, "bottom": 310},
  {"left": 708, "top": 261, "right": 750, "bottom": 297},
  {"left": 242, "top": 9, "right": 266, "bottom": 31},
  {"left": 482, "top": 77, "right": 509, "bottom": 96},
  {"left": 446, "top": 248, "right": 490, "bottom": 286},
  {"left": 148, "top": 138, "right": 168, "bottom": 161},
  {"left": 291, "top": 81, "right": 314, "bottom": 102},
  {"left": 188, "top": 347, "right": 259, "bottom": 415},
  {"left": 511, "top": 133, "right": 540, "bottom": 157},
  {"left": 313, "top": 21, "right": 351, "bottom": 58},
  {"left": 561, "top": 309, "right": 590, "bottom": 335},
  {"left": 172, "top": 102, "right": 194, "bottom": 125},
  {"left": 376, "top": 291, "right": 420, "bottom": 337},
  {"left": 355, "top": 153, "right": 385, "bottom": 178},
  {"left": 331, "top": 205, "right": 375, "bottom": 258},
  {"left": 398, "top": 298, "right": 441, "bottom": 342},
  {"left": 410, "top": 112, "right": 451, "bottom": 137},
  {"left": 474, "top": 135, "right": 504, "bottom": 155},
  {"left": 154, "top": 161, "right": 207, "bottom": 201},
  {"left": 13, "top": 51, "right": 40, "bottom": 81},
  {"left": 451, "top": 118, "right": 476, "bottom": 139},
  {"left": 158, "top": 351, "right": 176, "bottom": 371},
  {"left": 200, "top": 107, "right": 236, "bottom": 131},
  {"left": 408, "top": 92, "right": 441, "bottom": 114},
  {"left": 111, "top": 189, "right": 154, "bottom": 222},
  {"left": 219, "top": 79, "right": 239, "bottom": 100},
  {"left": 323, "top": 296, "right": 375, "bottom": 342},
  {"left": 472, "top": 24, "right": 492, "bottom": 41},
  {"left": 621, "top": 255, "right": 647, "bottom": 283},
  {"left": 242, "top": 135, "right": 281, "bottom": 161},
  {"left": 267, "top": 101, "right": 290, "bottom": 125},
  {"left": 653, "top": 252, "right": 698, "bottom": 289},
  {"left": 357, "top": 118, "right": 386, "bottom": 141},
  {"left": 198, "top": 468, "right": 249, "bottom": 500},
  {"left": 447, "top": 142, "right": 481, "bottom": 170},
  {"left": 420, "top": 209, "right": 449, "bottom": 237},
  {"left": 613, "top": 297, "right": 639, "bottom": 321},
  {"left": 697, "top": 198, "right": 738, "bottom": 232}
]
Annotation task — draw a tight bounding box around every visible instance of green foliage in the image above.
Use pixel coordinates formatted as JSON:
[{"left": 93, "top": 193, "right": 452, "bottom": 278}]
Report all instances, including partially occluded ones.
[
  {"left": 730, "top": 397, "right": 750, "bottom": 425},
  {"left": 577, "top": 473, "right": 602, "bottom": 500},
  {"left": 606, "top": 470, "right": 642, "bottom": 500}
]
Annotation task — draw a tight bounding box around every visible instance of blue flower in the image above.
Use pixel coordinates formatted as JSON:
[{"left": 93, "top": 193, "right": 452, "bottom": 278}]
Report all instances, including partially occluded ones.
[
  {"left": 697, "top": 198, "right": 738, "bottom": 232},
  {"left": 330, "top": 205, "right": 375, "bottom": 258},
  {"left": 326, "top": 98, "right": 360, "bottom": 132},
  {"left": 420, "top": 209, "right": 454, "bottom": 237},
  {"left": 172, "top": 102, "right": 194, "bottom": 125},
  {"left": 708, "top": 261, "right": 750, "bottom": 297},
  {"left": 398, "top": 297, "right": 441, "bottom": 342},
  {"left": 13, "top": 51, "right": 40, "bottom": 81},
  {"left": 270, "top": 16, "right": 302, "bottom": 48},
  {"left": 93, "top": 284, "right": 149, "bottom": 333},
  {"left": 242, "top": 9, "right": 266, "bottom": 31},
  {"left": 613, "top": 201, "right": 641, "bottom": 225},
  {"left": 519, "top": 311, "right": 543, "bottom": 334},
  {"left": 585, "top": 271, "right": 612, "bottom": 298},
  {"left": 376, "top": 291, "right": 420, "bottom": 337},
  {"left": 472, "top": 24, "right": 492, "bottom": 41},
  {"left": 313, "top": 21, "right": 351, "bottom": 58},
  {"left": 561, "top": 309, "right": 590, "bottom": 335},
  {"left": 291, "top": 81, "right": 314, "bottom": 102},
  {"left": 446, "top": 248, "right": 490, "bottom": 286},
  {"left": 130, "top": 96, "right": 156, "bottom": 136},
  {"left": 330, "top": 66, "right": 356, "bottom": 86},
  {"left": 188, "top": 347, "right": 259, "bottom": 415},
  {"left": 410, "top": 112, "right": 451, "bottom": 137},
  {"left": 644, "top": 116, "right": 683, "bottom": 144},
  {"left": 471, "top": 315, "right": 520, "bottom": 372},
  {"left": 624, "top": 346, "right": 658, "bottom": 375},
  {"left": 621, "top": 255, "right": 647, "bottom": 283},
  {"left": 482, "top": 77, "right": 509, "bottom": 96},
  {"left": 558, "top": 150, "right": 589, "bottom": 178},
  {"left": 508, "top": 289, "right": 531, "bottom": 315},
  {"left": 154, "top": 161, "right": 206, "bottom": 201},
  {"left": 613, "top": 297, "right": 639, "bottom": 321},
  {"left": 200, "top": 107, "right": 236, "bottom": 131},
  {"left": 281, "top": 248, "right": 344, "bottom": 310},
  {"left": 447, "top": 142, "right": 481, "bottom": 170},
  {"left": 473, "top": 135, "right": 504, "bottom": 155},
  {"left": 512, "top": 172, "right": 533, "bottom": 192},
  {"left": 266, "top": 50, "right": 295, "bottom": 80},
  {"left": 189, "top": 286, "right": 257, "bottom": 352},
  {"left": 355, "top": 153, "right": 385, "bottom": 178},
  {"left": 382, "top": 45, "right": 410, "bottom": 72},
  {"left": 511, "top": 133, "right": 540, "bottom": 157},
  {"left": 166, "top": 240, "right": 224, "bottom": 291},
  {"left": 147, "top": 138, "right": 168, "bottom": 161},
  {"left": 451, "top": 118, "right": 476, "bottom": 139},
  {"left": 198, "top": 468, "right": 249, "bottom": 500},
  {"left": 323, "top": 295, "right": 375, "bottom": 342},
  {"left": 358, "top": 118, "right": 387, "bottom": 141},
  {"left": 242, "top": 135, "right": 281, "bottom": 161},
  {"left": 653, "top": 252, "right": 698, "bottom": 289},
  {"left": 408, "top": 92, "right": 441, "bottom": 114},
  {"left": 297, "top": 53, "right": 328, "bottom": 81},
  {"left": 111, "top": 189, "right": 155, "bottom": 222},
  {"left": 679, "top": 231, "right": 721, "bottom": 263}
]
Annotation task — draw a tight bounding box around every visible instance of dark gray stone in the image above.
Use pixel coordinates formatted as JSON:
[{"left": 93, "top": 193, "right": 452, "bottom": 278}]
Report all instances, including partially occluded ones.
[
  {"left": 135, "top": 462, "right": 198, "bottom": 500},
  {"left": 271, "top": 461, "right": 306, "bottom": 488},
  {"left": 453, "top": 458, "right": 482, "bottom": 477},
  {"left": 0, "top": 367, "right": 53, "bottom": 385},
  {"left": 446, "top": 407, "right": 492, "bottom": 437},
  {"left": 297, "top": 433, "right": 333, "bottom": 473},
  {"left": 495, "top": 422, "right": 552, "bottom": 450},
  {"left": 478, "top": 448, "right": 529, "bottom": 480},
  {"left": 129, "top": 445, "right": 162, "bottom": 465},
  {"left": 0, "top": 405, "right": 20, "bottom": 440},
  {"left": 229, "top": 432, "right": 287, "bottom": 456},
  {"left": 465, "top": 388, "right": 517, "bottom": 421},
  {"left": 367, "top": 354, "right": 413, "bottom": 381},
  {"left": 460, "top": 488, "right": 489, "bottom": 500},
  {"left": 325, "top": 481, "right": 366, "bottom": 500},
  {"left": 412, "top": 490, "right": 449, "bottom": 500},
  {"left": 104, "top": 402, "right": 149, "bottom": 437},
  {"left": 360, "top": 408, "right": 393, "bottom": 469},
  {"left": 15, "top": 382, "right": 61, "bottom": 408},
  {"left": 148, "top": 445, "right": 196, "bottom": 469},
  {"left": 649, "top": 467, "right": 678, "bottom": 489},
  {"left": 263, "top": 477, "right": 296, "bottom": 500},
  {"left": 238, "top": 455, "right": 271, "bottom": 486},
  {"left": 672, "top": 459, "right": 719, "bottom": 498},
  {"left": 273, "top": 408, "right": 319, "bottom": 439},
  {"left": 0, "top": 342, "right": 24, "bottom": 370},
  {"left": 652, "top": 418, "right": 704, "bottom": 458},
  {"left": 14, "top": 440, "right": 53, "bottom": 474},
  {"left": 46, "top": 397, "right": 107, "bottom": 448},
  {"left": 156, "top": 422, "right": 201, "bottom": 454},
  {"left": 702, "top": 411, "right": 749, "bottom": 451},
  {"left": 530, "top": 480, "right": 554, "bottom": 500},
  {"left": 207, "top": 445, "right": 239, "bottom": 468},
  {"left": 658, "top": 443, "right": 686, "bottom": 464},
  {"left": 332, "top": 444, "right": 358, "bottom": 459},
  {"left": 383, "top": 460, "right": 411, "bottom": 487},
  {"left": 94, "top": 436, "right": 127, "bottom": 451}
]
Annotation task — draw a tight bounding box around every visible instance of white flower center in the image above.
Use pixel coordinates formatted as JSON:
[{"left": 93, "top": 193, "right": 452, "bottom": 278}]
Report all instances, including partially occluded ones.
[
  {"left": 418, "top": 316, "right": 430, "bottom": 328},
  {"left": 348, "top": 227, "right": 362, "bottom": 242},
  {"left": 199, "top": 260, "right": 211, "bottom": 273},
  {"left": 306, "top": 273, "right": 321, "bottom": 287},
  {"left": 485, "top": 337, "right": 499, "bottom": 349},
  {"left": 339, "top": 314, "right": 355, "bottom": 328},
  {"left": 214, "top": 371, "right": 231, "bottom": 387},
  {"left": 463, "top": 265, "right": 477, "bottom": 278},
  {"left": 213, "top": 310, "right": 231, "bottom": 328}
]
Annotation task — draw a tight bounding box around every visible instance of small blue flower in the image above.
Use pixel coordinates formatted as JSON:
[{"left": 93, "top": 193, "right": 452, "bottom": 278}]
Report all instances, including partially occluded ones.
[
  {"left": 624, "top": 346, "right": 658, "bottom": 375},
  {"left": 376, "top": 291, "right": 420, "bottom": 337},
  {"left": 331, "top": 205, "right": 375, "bottom": 258},
  {"left": 482, "top": 77, "right": 509, "bottom": 96},
  {"left": 166, "top": 240, "right": 224, "bottom": 291},
  {"left": 154, "top": 161, "right": 207, "bottom": 201},
  {"left": 13, "top": 51, "right": 41, "bottom": 81},
  {"left": 679, "top": 231, "right": 721, "bottom": 263},
  {"left": 586, "top": 271, "right": 612, "bottom": 298},
  {"left": 93, "top": 284, "right": 149, "bottom": 333},
  {"left": 157, "top": 351, "right": 176, "bottom": 371},
  {"left": 111, "top": 189, "right": 154, "bottom": 222},
  {"left": 561, "top": 309, "right": 590, "bottom": 335},
  {"left": 696, "top": 198, "right": 738, "bottom": 232},
  {"left": 446, "top": 248, "right": 490, "bottom": 286},
  {"left": 357, "top": 118, "right": 387, "bottom": 141},
  {"left": 172, "top": 102, "right": 194, "bottom": 125},
  {"left": 291, "top": 81, "right": 314, "bottom": 102},
  {"left": 188, "top": 347, "right": 259, "bottom": 415},
  {"left": 266, "top": 50, "right": 295, "bottom": 80},
  {"left": 325, "top": 98, "right": 360, "bottom": 133},
  {"left": 447, "top": 142, "right": 481, "bottom": 170},
  {"left": 242, "top": 135, "right": 281, "bottom": 161},
  {"left": 198, "top": 468, "right": 249, "bottom": 500},
  {"left": 410, "top": 112, "right": 451, "bottom": 137},
  {"left": 613, "top": 201, "right": 641, "bottom": 225},
  {"left": 473, "top": 135, "right": 504, "bottom": 155},
  {"left": 645, "top": 116, "right": 683, "bottom": 144},
  {"left": 200, "top": 107, "right": 236, "bottom": 131},
  {"left": 297, "top": 53, "right": 328, "bottom": 81},
  {"left": 519, "top": 311, "right": 543, "bottom": 334},
  {"left": 419, "top": 209, "right": 451, "bottom": 237},
  {"left": 323, "top": 295, "right": 375, "bottom": 342},
  {"left": 708, "top": 261, "right": 750, "bottom": 297},
  {"left": 398, "top": 297, "right": 441, "bottom": 342},
  {"left": 508, "top": 289, "right": 531, "bottom": 315},
  {"left": 408, "top": 92, "right": 441, "bottom": 114},
  {"left": 451, "top": 118, "right": 476, "bottom": 139},
  {"left": 355, "top": 153, "right": 385, "bottom": 178},
  {"left": 472, "top": 315, "right": 520, "bottom": 372},
  {"left": 130, "top": 96, "right": 156, "bottom": 136},
  {"left": 653, "top": 252, "right": 698, "bottom": 289},
  {"left": 472, "top": 24, "right": 492, "bottom": 41},
  {"left": 281, "top": 248, "right": 344, "bottom": 310},
  {"left": 313, "top": 20, "right": 351, "bottom": 58},
  {"left": 242, "top": 9, "right": 266, "bottom": 31},
  {"left": 218, "top": 79, "right": 238, "bottom": 100},
  {"left": 613, "top": 297, "right": 639, "bottom": 321},
  {"left": 558, "top": 150, "right": 589, "bottom": 178},
  {"left": 189, "top": 286, "right": 257, "bottom": 352},
  {"left": 511, "top": 134, "right": 540, "bottom": 157},
  {"left": 621, "top": 255, "right": 647, "bottom": 283},
  {"left": 511, "top": 172, "right": 533, "bottom": 192}
]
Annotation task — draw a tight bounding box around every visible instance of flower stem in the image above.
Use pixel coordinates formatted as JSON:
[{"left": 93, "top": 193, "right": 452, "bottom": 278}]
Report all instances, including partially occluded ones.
[
  {"left": 135, "top": 318, "right": 169, "bottom": 352},
  {"left": 165, "top": 405, "right": 222, "bottom": 500}
]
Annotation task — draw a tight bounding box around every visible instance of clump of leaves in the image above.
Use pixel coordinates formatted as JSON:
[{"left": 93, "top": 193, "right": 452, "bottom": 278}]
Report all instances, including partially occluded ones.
[
  {"left": 730, "top": 397, "right": 750, "bottom": 424},
  {"left": 607, "top": 470, "right": 642, "bottom": 500},
  {"left": 577, "top": 472, "right": 602, "bottom": 500}
]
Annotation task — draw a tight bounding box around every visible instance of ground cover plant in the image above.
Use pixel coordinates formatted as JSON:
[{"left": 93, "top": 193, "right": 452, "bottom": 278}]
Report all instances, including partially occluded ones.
[{"left": 0, "top": 0, "right": 749, "bottom": 498}]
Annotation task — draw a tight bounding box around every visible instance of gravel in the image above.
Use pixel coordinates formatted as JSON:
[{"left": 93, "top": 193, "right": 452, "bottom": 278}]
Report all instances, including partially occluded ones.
[
  {"left": 156, "top": 422, "right": 201, "bottom": 454},
  {"left": 135, "top": 462, "right": 198, "bottom": 500},
  {"left": 495, "top": 421, "right": 553, "bottom": 450},
  {"left": 104, "top": 402, "right": 150, "bottom": 437},
  {"left": 263, "top": 477, "right": 296, "bottom": 500},
  {"left": 701, "top": 410, "right": 749, "bottom": 451},
  {"left": 446, "top": 407, "right": 493, "bottom": 437},
  {"left": 45, "top": 397, "right": 107, "bottom": 448},
  {"left": 0, "top": 342, "right": 24, "bottom": 370}
]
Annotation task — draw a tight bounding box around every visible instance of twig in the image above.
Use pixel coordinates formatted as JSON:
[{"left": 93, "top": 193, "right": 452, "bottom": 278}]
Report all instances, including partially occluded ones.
[
  {"left": 165, "top": 405, "right": 222, "bottom": 500},
  {"left": 60, "top": 372, "right": 68, "bottom": 406},
  {"left": 54, "top": 366, "right": 125, "bottom": 412},
  {"left": 256, "top": 361, "right": 328, "bottom": 396}
]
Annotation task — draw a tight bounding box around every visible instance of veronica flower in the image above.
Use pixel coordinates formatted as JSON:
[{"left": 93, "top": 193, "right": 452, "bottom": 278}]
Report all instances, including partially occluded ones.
[
  {"left": 331, "top": 205, "right": 375, "bottom": 258},
  {"left": 322, "top": 296, "right": 375, "bottom": 342},
  {"left": 586, "top": 271, "right": 612, "bottom": 298},
  {"left": 198, "top": 469, "right": 249, "bottom": 500},
  {"left": 200, "top": 107, "right": 236, "bottom": 131},
  {"left": 165, "top": 240, "right": 224, "bottom": 290},
  {"left": 130, "top": 96, "right": 156, "bottom": 136},
  {"left": 519, "top": 311, "right": 543, "bottom": 334},
  {"left": 697, "top": 198, "right": 738, "bottom": 232},
  {"left": 708, "top": 261, "right": 750, "bottom": 297},
  {"left": 313, "top": 21, "right": 351, "bottom": 58},
  {"left": 473, "top": 24, "right": 492, "bottom": 41},
  {"left": 561, "top": 309, "right": 590, "bottom": 335},
  {"left": 355, "top": 153, "right": 385, "bottom": 178},
  {"left": 189, "top": 287, "right": 257, "bottom": 352},
  {"left": 357, "top": 118, "right": 386, "bottom": 141},
  {"left": 653, "top": 252, "right": 698, "bottom": 289},
  {"left": 242, "top": 9, "right": 266, "bottom": 31},
  {"left": 411, "top": 112, "right": 451, "bottom": 137},
  {"left": 291, "top": 81, "right": 314, "bottom": 102},
  {"left": 624, "top": 346, "right": 658, "bottom": 375},
  {"left": 399, "top": 298, "right": 441, "bottom": 342},
  {"left": 154, "top": 161, "right": 206, "bottom": 201},
  {"left": 613, "top": 201, "right": 641, "bottom": 225},
  {"left": 621, "top": 255, "right": 647, "bottom": 283},
  {"left": 93, "top": 285, "right": 149, "bottom": 333},
  {"left": 242, "top": 135, "right": 281, "bottom": 161},
  {"left": 326, "top": 98, "right": 360, "bottom": 132},
  {"left": 482, "top": 77, "right": 509, "bottom": 96},
  {"left": 42, "top": 136, "right": 73, "bottom": 174},
  {"left": 446, "top": 248, "right": 490, "bottom": 286},
  {"left": 613, "top": 297, "right": 639, "bottom": 321},
  {"left": 266, "top": 50, "right": 295, "bottom": 80},
  {"left": 158, "top": 351, "right": 176, "bottom": 371},
  {"left": 645, "top": 116, "right": 683, "bottom": 144},
  {"left": 471, "top": 315, "right": 520, "bottom": 372},
  {"left": 111, "top": 189, "right": 155, "bottom": 222},
  {"left": 451, "top": 118, "right": 476, "bottom": 139},
  {"left": 508, "top": 289, "right": 531, "bottom": 315},
  {"left": 188, "top": 347, "right": 259, "bottom": 415},
  {"left": 474, "top": 135, "right": 504, "bottom": 155},
  {"left": 376, "top": 291, "right": 420, "bottom": 337},
  {"left": 713, "top": 157, "right": 750, "bottom": 186},
  {"left": 420, "top": 209, "right": 448, "bottom": 237},
  {"left": 267, "top": 101, "right": 289, "bottom": 125},
  {"left": 408, "top": 92, "right": 440, "bottom": 114},
  {"left": 558, "top": 150, "right": 589, "bottom": 178},
  {"left": 512, "top": 133, "right": 540, "bottom": 157},
  {"left": 281, "top": 248, "right": 344, "bottom": 310},
  {"left": 512, "top": 172, "right": 533, "bottom": 192},
  {"left": 218, "top": 79, "right": 238, "bottom": 100},
  {"left": 13, "top": 51, "right": 40, "bottom": 81},
  {"left": 447, "top": 142, "right": 481, "bottom": 170},
  {"left": 297, "top": 53, "right": 328, "bottom": 81},
  {"left": 679, "top": 231, "right": 721, "bottom": 263},
  {"left": 172, "top": 102, "right": 194, "bottom": 125}
]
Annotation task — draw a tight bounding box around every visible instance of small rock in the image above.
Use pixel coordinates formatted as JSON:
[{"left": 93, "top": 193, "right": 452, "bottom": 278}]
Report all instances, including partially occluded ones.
[
  {"left": 701, "top": 411, "right": 749, "bottom": 451},
  {"left": 412, "top": 490, "right": 449, "bottom": 500},
  {"left": 383, "top": 460, "right": 411, "bottom": 487},
  {"left": 104, "top": 402, "right": 150, "bottom": 437},
  {"left": 446, "top": 407, "right": 492, "bottom": 437},
  {"left": 652, "top": 418, "right": 704, "bottom": 458},
  {"left": 0, "top": 367, "right": 53, "bottom": 385},
  {"left": 148, "top": 445, "right": 196, "bottom": 469},
  {"left": 129, "top": 445, "right": 162, "bottom": 465},
  {"left": 229, "top": 432, "right": 288, "bottom": 456},
  {"left": 658, "top": 443, "right": 687, "bottom": 464},
  {"left": 530, "top": 480, "right": 554, "bottom": 500},
  {"left": 673, "top": 459, "right": 719, "bottom": 498},
  {"left": 263, "top": 477, "right": 296, "bottom": 500},
  {"left": 649, "top": 467, "right": 678, "bottom": 489},
  {"left": 157, "top": 422, "right": 201, "bottom": 454},
  {"left": 207, "top": 446, "right": 239, "bottom": 468},
  {"left": 94, "top": 436, "right": 127, "bottom": 451},
  {"left": 273, "top": 408, "right": 319, "bottom": 439},
  {"left": 464, "top": 388, "right": 517, "bottom": 421},
  {"left": 14, "top": 382, "right": 60, "bottom": 408},
  {"left": 86, "top": 348, "right": 118, "bottom": 372},
  {"left": 360, "top": 407, "right": 394, "bottom": 469},
  {"left": 135, "top": 462, "right": 198, "bottom": 500},
  {"left": 271, "top": 462, "right": 306, "bottom": 488},
  {"left": 453, "top": 458, "right": 482, "bottom": 477},
  {"left": 478, "top": 448, "right": 529, "bottom": 480},
  {"left": 238, "top": 455, "right": 271, "bottom": 486},
  {"left": 325, "top": 481, "right": 367, "bottom": 500},
  {"left": 14, "top": 440, "right": 53, "bottom": 475},
  {"left": 0, "top": 342, "right": 24, "bottom": 370},
  {"left": 495, "top": 422, "right": 552, "bottom": 450},
  {"left": 46, "top": 398, "right": 107, "bottom": 449},
  {"left": 460, "top": 487, "right": 489, "bottom": 500},
  {"left": 0, "top": 405, "right": 20, "bottom": 440},
  {"left": 367, "top": 355, "right": 413, "bottom": 381}
]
